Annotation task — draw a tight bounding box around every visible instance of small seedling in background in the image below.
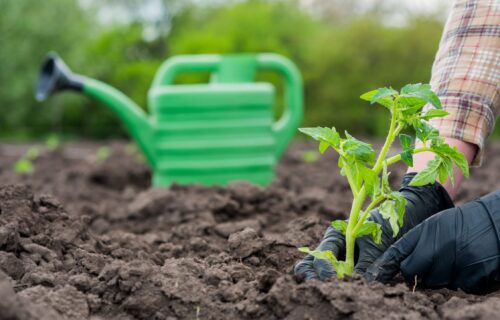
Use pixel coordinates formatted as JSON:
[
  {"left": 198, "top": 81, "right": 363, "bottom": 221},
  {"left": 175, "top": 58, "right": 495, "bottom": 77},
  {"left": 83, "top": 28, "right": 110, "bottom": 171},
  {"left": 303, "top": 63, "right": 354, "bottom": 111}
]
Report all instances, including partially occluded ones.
[
  {"left": 124, "top": 142, "right": 145, "bottom": 163},
  {"left": 14, "top": 146, "right": 40, "bottom": 174},
  {"left": 95, "top": 146, "right": 110, "bottom": 163},
  {"left": 299, "top": 84, "right": 469, "bottom": 278},
  {"left": 302, "top": 150, "right": 319, "bottom": 163},
  {"left": 45, "top": 134, "right": 60, "bottom": 151}
]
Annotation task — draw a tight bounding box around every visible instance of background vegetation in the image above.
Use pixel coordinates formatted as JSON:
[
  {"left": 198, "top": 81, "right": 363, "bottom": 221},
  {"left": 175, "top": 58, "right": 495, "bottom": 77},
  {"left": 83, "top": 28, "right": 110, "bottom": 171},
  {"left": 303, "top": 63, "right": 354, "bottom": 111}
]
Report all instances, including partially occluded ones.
[{"left": 1, "top": 0, "right": 497, "bottom": 141}]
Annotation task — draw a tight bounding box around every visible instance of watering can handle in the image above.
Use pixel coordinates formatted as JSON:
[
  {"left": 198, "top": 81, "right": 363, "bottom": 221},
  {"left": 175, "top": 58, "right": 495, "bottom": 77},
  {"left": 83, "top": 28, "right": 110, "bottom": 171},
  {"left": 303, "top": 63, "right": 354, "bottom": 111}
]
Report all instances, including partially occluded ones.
[
  {"left": 152, "top": 54, "right": 303, "bottom": 158},
  {"left": 255, "top": 54, "right": 303, "bottom": 158},
  {"left": 152, "top": 55, "right": 223, "bottom": 87}
]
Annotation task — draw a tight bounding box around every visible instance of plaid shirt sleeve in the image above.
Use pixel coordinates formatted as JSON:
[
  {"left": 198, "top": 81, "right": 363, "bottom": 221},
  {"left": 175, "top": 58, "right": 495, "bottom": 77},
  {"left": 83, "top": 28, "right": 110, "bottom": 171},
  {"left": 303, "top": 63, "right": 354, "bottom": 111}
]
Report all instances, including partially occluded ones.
[{"left": 428, "top": 0, "right": 499, "bottom": 166}]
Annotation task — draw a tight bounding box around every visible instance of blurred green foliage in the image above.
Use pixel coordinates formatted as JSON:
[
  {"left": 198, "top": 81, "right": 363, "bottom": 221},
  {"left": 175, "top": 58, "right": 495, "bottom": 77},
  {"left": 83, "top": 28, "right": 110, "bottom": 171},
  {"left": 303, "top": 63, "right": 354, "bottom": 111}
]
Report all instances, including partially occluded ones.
[{"left": 0, "top": 0, "right": 497, "bottom": 140}]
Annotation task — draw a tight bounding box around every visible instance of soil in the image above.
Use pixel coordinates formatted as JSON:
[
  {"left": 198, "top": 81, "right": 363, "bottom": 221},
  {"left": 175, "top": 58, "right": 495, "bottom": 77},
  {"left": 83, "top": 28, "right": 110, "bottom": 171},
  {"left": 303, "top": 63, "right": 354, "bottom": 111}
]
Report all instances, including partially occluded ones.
[{"left": 0, "top": 140, "right": 499, "bottom": 320}]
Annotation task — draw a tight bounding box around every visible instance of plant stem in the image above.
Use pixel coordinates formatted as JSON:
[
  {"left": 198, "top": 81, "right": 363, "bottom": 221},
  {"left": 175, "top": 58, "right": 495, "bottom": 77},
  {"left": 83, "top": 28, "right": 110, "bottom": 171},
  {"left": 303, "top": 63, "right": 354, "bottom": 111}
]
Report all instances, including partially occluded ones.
[
  {"left": 352, "top": 194, "right": 385, "bottom": 234},
  {"left": 386, "top": 146, "right": 434, "bottom": 166},
  {"left": 344, "top": 102, "right": 401, "bottom": 275},
  {"left": 344, "top": 186, "right": 366, "bottom": 274},
  {"left": 372, "top": 111, "right": 398, "bottom": 175}
]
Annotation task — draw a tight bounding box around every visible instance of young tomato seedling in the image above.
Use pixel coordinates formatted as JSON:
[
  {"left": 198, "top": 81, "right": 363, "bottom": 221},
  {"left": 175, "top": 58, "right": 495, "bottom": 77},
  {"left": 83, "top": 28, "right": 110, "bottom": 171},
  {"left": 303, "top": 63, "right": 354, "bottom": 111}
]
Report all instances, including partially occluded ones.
[
  {"left": 14, "top": 146, "right": 40, "bottom": 174},
  {"left": 299, "top": 84, "right": 469, "bottom": 278}
]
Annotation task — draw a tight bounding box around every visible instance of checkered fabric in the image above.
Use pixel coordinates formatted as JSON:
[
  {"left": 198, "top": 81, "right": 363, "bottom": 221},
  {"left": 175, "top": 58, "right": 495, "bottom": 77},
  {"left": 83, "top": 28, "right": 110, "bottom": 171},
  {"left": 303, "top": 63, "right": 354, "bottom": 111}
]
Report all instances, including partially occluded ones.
[{"left": 428, "top": 0, "right": 499, "bottom": 166}]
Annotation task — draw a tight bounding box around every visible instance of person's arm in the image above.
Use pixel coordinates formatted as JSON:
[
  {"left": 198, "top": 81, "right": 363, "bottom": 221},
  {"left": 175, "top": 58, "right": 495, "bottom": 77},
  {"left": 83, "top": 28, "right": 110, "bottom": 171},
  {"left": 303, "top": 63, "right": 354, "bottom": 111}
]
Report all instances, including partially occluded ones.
[{"left": 408, "top": 0, "right": 499, "bottom": 198}]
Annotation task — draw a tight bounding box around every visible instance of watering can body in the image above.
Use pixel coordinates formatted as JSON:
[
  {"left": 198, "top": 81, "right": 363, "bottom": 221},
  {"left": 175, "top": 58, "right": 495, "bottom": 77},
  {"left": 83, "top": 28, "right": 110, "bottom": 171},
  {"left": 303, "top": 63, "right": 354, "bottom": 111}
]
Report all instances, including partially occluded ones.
[{"left": 36, "top": 53, "right": 303, "bottom": 187}]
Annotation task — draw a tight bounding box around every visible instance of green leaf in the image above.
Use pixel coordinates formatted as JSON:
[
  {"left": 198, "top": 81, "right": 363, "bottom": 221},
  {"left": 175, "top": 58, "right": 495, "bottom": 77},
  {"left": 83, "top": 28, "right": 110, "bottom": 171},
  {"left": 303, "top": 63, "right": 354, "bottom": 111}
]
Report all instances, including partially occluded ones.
[
  {"left": 389, "top": 191, "right": 407, "bottom": 226},
  {"left": 369, "top": 87, "right": 398, "bottom": 104},
  {"left": 298, "top": 248, "right": 341, "bottom": 276},
  {"left": 357, "top": 221, "right": 382, "bottom": 244},
  {"left": 399, "top": 133, "right": 414, "bottom": 166},
  {"left": 438, "top": 161, "right": 449, "bottom": 184},
  {"left": 331, "top": 220, "right": 348, "bottom": 234},
  {"left": 360, "top": 89, "right": 394, "bottom": 109},
  {"left": 299, "top": 127, "right": 341, "bottom": 149},
  {"left": 342, "top": 132, "right": 376, "bottom": 165},
  {"left": 299, "top": 248, "right": 337, "bottom": 264},
  {"left": 400, "top": 149, "right": 414, "bottom": 167},
  {"left": 421, "top": 109, "right": 449, "bottom": 120},
  {"left": 360, "top": 167, "right": 378, "bottom": 196},
  {"left": 399, "top": 134, "right": 412, "bottom": 149},
  {"left": 352, "top": 160, "right": 364, "bottom": 190},
  {"left": 439, "top": 156, "right": 455, "bottom": 185},
  {"left": 414, "top": 121, "right": 439, "bottom": 143},
  {"left": 409, "top": 157, "right": 442, "bottom": 186},
  {"left": 379, "top": 200, "right": 400, "bottom": 237},
  {"left": 334, "top": 261, "right": 348, "bottom": 279},
  {"left": 430, "top": 140, "right": 469, "bottom": 178},
  {"left": 399, "top": 96, "right": 428, "bottom": 114},
  {"left": 319, "top": 141, "right": 329, "bottom": 154},
  {"left": 400, "top": 83, "right": 442, "bottom": 109},
  {"left": 381, "top": 162, "right": 392, "bottom": 194}
]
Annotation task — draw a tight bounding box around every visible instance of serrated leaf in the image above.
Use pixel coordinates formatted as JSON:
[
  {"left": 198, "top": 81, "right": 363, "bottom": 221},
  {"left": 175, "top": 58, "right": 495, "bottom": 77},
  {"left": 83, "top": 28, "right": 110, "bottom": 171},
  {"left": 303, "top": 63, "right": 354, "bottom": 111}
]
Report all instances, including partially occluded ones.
[
  {"left": 357, "top": 221, "right": 382, "bottom": 244},
  {"left": 299, "top": 127, "right": 341, "bottom": 149},
  {"left": 360, "top": 89, "right": 394, "bottom": 109},
  {"left": 319, "top": 141, "right": 329, "bottom": 154},
  {"left": 409, "top": 157, "right": 442, "bottom": 186},
  {"left": 440, "top": 156, "right": 455, "bottom": 185},
  {"left": 421, "top": 109, "right": 449, "bottom": 120},
  {"left": 335, "top": 261, "right": 348, "bottom": 279},
  {"left": 298, "top": 248, "right": 341, "bottom": 276},
  {"left": 370, "top": 87, "right": 398, "bottom": 104},
  {"left": 400, "top": 149, "right": 414, "bottom": 167},
  {"left": 399, "top": 134, "right": 412, "bottom": 149},
  {"left": 379, "top": 200, "right": 400, "bottom": 237},
  {"left": 389, "top": 191, "right": 407, "bottom": 226},
  {"left": 400, "top": 83, "right": 429, "bottom": 94},
  {"left": 414, "top": 121, "right": 439, "bottom": 143},
  {"left": 399, "top": 96, "right": 428, "bottom": 114},
  {"left": 381, "top": 162, "right": 392, "bottom": 194},
  {"left": 298, "top": 248, "right": 337, "bottom": 264},
  {"left": 342, "top": 132, "right": 376, "bottom": 165},
  {"left": 430, "top": 141, "right": 469, "bottom": 178},
  {"left": 400, "top": 83, "right": 442, "bottom": 109},
  {"left": 360, "top": 167, "right": 378, "bottom": 196},
  {"left": 331, "top": 220, "right": 348, "bottom": 234},
  {"left": 438, "top": 162, "right": 448, "bottom": 184}
]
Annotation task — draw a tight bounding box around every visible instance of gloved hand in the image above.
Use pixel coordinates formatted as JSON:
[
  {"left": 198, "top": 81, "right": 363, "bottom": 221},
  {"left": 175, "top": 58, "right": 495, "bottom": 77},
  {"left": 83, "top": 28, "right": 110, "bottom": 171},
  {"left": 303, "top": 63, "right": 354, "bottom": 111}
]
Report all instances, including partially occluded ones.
[
  {"left": 294, "top": 172, "right": 454, "bottom": 280},
  {"left": 365, "top": 190, "right": 500, "bottom": 293}
]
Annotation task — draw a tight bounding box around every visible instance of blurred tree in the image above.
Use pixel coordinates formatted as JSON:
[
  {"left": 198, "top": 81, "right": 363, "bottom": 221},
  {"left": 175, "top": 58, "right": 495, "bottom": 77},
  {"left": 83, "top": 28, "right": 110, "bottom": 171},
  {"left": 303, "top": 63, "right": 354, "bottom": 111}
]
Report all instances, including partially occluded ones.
[
  {"left": 1, "top": 0, "right": 497, "bottom": 140},
  {"left": 303, "top": 16, "right": 444, "bottom": 136},
  {"left": 0, "top": 0, "right": 93, "bottom": 139}
]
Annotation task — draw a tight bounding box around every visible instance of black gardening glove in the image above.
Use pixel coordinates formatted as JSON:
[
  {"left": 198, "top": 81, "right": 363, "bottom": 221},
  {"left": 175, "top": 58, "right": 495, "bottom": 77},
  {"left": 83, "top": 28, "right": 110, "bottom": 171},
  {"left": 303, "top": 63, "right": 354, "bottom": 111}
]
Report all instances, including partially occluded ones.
[
  {"left": 365, "top": 190, "right": 500, "bottom": 294},
  {"left": 294, "top": 172, "right": 454, "bottom": 280}
]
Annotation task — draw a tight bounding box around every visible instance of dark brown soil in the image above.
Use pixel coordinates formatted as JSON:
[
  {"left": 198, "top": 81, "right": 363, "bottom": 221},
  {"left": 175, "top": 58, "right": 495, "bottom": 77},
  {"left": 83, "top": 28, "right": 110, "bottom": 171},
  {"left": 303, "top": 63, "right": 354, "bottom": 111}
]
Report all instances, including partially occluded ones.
[{"left": 0, "top": 140, "right": 499, "bottom": 320}]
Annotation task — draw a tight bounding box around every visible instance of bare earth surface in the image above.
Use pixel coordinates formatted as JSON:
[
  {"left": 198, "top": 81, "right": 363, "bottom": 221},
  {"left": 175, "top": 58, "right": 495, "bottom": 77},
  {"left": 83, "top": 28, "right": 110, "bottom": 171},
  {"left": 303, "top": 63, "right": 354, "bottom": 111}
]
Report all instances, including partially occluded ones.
[{"left": 0, "top": 140, "right": 499, "bottom": 320}]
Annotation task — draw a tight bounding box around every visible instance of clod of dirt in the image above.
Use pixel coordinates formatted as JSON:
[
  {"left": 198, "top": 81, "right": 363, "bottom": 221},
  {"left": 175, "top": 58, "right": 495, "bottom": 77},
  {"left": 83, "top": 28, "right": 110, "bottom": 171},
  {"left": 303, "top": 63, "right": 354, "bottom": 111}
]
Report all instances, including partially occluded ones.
[{"left": 228, "top": 228, "right": 268, "bottom": 258}]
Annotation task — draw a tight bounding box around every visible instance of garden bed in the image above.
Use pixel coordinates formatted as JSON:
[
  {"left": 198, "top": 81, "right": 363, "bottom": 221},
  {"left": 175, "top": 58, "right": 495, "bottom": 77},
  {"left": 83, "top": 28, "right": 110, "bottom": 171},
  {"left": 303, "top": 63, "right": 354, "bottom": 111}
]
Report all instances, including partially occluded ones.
[{"left": 0, "top": 140, "right": 499, "bottom": 320}]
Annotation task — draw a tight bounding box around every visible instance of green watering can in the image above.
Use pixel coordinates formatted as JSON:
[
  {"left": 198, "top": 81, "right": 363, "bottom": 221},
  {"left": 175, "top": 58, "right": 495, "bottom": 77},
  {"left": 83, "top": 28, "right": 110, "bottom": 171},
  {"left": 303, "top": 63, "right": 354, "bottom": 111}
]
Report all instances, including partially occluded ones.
[{"left": 36, "top": 52, "right": 303, "bottom": 186}]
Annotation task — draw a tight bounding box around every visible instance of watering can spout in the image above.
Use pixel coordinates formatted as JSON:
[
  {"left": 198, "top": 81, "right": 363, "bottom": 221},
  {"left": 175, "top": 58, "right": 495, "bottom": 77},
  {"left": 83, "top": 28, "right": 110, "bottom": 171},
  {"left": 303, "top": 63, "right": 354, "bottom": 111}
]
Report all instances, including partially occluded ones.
[
  {"left": 35, "top": 52, "right": 155, "bottom": 166},
  {"left": 36, "top": 52, "right": 84, "bottom": 101}
]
